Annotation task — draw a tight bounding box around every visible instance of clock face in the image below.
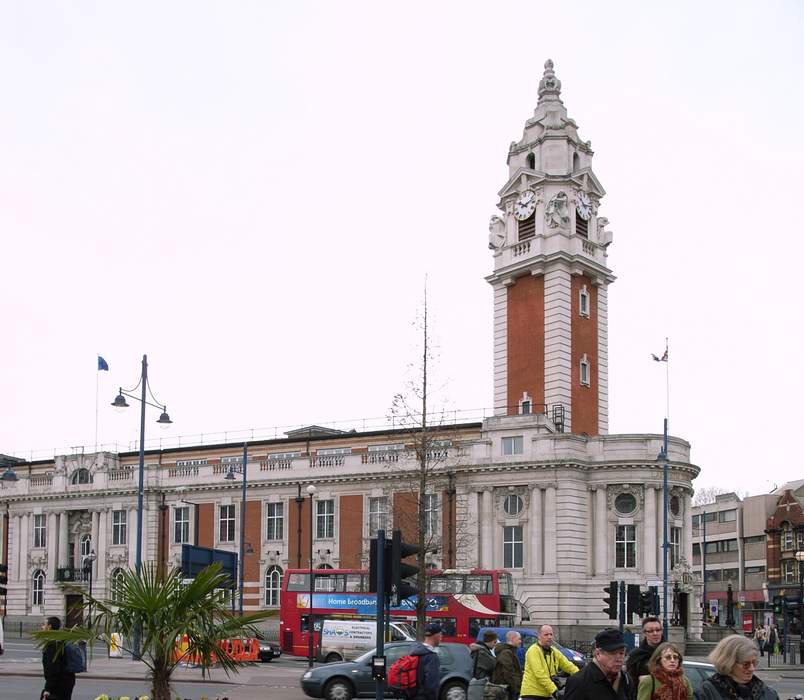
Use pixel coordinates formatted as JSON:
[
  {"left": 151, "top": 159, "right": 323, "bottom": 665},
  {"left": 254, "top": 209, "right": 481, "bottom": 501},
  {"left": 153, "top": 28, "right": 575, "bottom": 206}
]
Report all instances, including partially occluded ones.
[
  {"left": 576, "top": 191, "right": 592, "bottom": 221},
  {"left": 514, "top": 190, "right": 537, "bottom": 221}
]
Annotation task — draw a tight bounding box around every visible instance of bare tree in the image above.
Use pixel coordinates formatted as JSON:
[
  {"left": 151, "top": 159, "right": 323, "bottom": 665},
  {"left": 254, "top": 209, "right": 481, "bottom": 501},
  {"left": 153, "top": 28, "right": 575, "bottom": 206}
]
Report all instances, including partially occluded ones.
[
  {"left": 693, "top": 486, "right": 749, "bottom": 506},
  {"left": 387, "top": 282, "right": 466, "bottom": 636}
]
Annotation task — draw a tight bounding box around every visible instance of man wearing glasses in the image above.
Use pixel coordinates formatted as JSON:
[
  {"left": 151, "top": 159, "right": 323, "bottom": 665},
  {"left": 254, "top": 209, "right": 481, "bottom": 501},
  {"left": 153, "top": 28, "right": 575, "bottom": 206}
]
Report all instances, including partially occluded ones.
[
  {"left": 565, "top": 628, "right": 634, "bottom": 700},
  {"left": 625, "top": 617, "right": 663, "bottom": 687}
]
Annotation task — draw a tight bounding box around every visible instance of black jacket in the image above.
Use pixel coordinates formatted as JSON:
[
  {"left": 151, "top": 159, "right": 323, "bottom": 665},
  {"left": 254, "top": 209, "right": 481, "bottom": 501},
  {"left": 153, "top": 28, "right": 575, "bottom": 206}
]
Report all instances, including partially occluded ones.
[
  {"left": 625, "top": 639, "right": 659, "bottom": 687},
  {"left": 470, "top": 643, "right": 497, "bottom": 679},
  {"left": 565, "top": 661, "right": 634, "bottom": 700},
  {"left": 42, "top": 642, "right": 76, "bottom": 697},
  {"left": 493, "top": 642, "right": 523, "bottom": 700}
]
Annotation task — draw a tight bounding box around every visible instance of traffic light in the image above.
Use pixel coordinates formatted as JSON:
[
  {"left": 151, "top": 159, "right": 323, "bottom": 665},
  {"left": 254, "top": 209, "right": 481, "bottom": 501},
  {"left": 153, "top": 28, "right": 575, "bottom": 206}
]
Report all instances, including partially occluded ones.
[
  {"left": 773, "top": 595, "right": 783, "bottom": 615},
  {"left": 602, "top": 581, "right": 618, "bottom": 620},
  {"left": 390, "top": 529, "right": 419, "bottom": 600},
  {"left": 369, "top": 536, "right": 391, "bottom": 595},
  {"left": 0, "top": 563, "right": 7, "bottom": 597},
  {"left": 638, "top": 587, "right": 659, "bottom": 616},
  {"left": 626, "top": 584, "right": 641, "bottom": 620}
]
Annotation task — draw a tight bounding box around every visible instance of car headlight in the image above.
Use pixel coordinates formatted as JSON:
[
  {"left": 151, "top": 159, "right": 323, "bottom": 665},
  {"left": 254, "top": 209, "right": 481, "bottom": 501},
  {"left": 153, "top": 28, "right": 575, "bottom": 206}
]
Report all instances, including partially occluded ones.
[{"left": 303, "top": 671, "right": 313, "bottom": 680}]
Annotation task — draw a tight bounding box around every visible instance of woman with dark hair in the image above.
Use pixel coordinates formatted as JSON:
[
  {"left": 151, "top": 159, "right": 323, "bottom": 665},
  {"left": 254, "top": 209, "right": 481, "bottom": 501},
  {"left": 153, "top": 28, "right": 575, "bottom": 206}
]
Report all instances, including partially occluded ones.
[
  {"left": 41, "top": 616, "right": 76, "bottom": 700},
  {"left": 695, "top": 634, "right": 779, "bottom": 700},
  {"left": 636, "top": 642, "right": 691, "bottom": 700}
]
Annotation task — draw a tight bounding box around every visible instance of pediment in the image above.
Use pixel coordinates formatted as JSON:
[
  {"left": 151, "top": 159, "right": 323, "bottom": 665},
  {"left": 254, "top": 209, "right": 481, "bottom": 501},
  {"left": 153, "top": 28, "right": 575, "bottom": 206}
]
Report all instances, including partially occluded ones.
[
  {"left": 569, "top": 168, "right": 606, "bottom": 198},
  {"left": 497, "top": 168, "right": 547, "bottom": 199}
]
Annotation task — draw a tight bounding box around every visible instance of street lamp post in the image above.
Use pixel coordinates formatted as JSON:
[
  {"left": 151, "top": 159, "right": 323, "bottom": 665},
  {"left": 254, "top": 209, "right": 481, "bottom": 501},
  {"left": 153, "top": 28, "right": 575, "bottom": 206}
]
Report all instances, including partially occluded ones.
[
  {"left": 795, "top": 551, "right": 804, "bottom": 661},
  {"left": 112, "top": 354, "right": 172, "bottom": 658},
  {"left": 223, "top": 443, "right": 248, "bottom": 614},
  {"left": 306, "top": 483, "right": 316, "bottom": 669},
  {"left": 658, "top": 418, "right": 670, "bottom": 639},
  {"left": 295, "top": 484, "right": 304, "bottom": 568}
]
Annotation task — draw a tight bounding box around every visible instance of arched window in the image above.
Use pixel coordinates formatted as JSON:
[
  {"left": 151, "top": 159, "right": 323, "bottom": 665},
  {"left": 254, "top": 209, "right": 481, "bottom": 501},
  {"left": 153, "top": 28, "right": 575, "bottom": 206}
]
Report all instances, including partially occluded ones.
[
  {"left": 32, "top": 570, "right": 45, "bottom": 606},
  {"left": 265, "top": 565, "right": 283, "bottom": 607},
  {"left": 71, "top": 468, "right": 92, "bottom": 485},
  {"left": 80, "top": 534, "right": 92, "bottom": 560},
  {"left": 572, "top": 152, "right": 580, "bottom": 172},
  {"left": 111, "top": 568, "right": 126, "bottom": 603},
  {"left": 526, "top": 153, "right": 536, "bottom": 170},
  {"left": 317, "top": 564, "right": 333, "bottom": 570}
]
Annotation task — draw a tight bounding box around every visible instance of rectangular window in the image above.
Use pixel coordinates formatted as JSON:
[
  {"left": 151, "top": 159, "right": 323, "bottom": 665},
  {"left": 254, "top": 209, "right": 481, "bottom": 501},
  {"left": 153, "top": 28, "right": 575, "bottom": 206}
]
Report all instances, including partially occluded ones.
[
  {"left": 718, "top": 509, "right": 737, "bottom": 523},
  {"left": 266, "top": 502, "right": 284, "bottom": 541},
  {"left": 423, "top": 493, "right": 440, "bottom": 538},
  {"left": 420, "top": 493, "right": 439, "bottom": 538},
  {"left": 692, "top": 543, "right": 700, "bottom": 557},
  {"left": 705, "top": 538, "right": 739, "bottom": 554},
  {"left": 368, "top": 497, "right": 388, "bottom": 536},
  {"left": 174, "top": 506, "right": 190, "bottom": 544},
  {"left": 316, "top": 499, "right": 335, "bottom": 539},
  {"left": 692, "top": 515, "right": 699, "bottom": 528},
  {"left": 503, "top": 526, "right": 523, "bottom": 568},
  {"left": 502, "top": 436, "right": 523, "bottom": 456},
  {"left": 745, "top": 565, "right": 765, "bottom": 574},
  {"left": 722, "top": 568, "right": 739, "bottom": 581},
  {"left": 783, "top": 528, "right": 794, "bottom": 551},
  {"left": 783, "top": 560, "right": 796, "bottom": 583},
  {"left": 579, "top": 286, "right": 590, "bottom": 317},
  {"left": 580, "top": 355, "right": 590, "bottom": 386},
  {"left": 112, "top": 510, "right": 127, "bottom": 546},
  {"left": 219, "top": 504, "right": 236, "bottom": 543},
  {"left": 705, "top": 569, "right": 722, "bottom": 582},
  {"left": 744, "top": 535, "right": 765, "bottom": 544},
  {"left": 670, "top": 526, "right": 682, "bottom": 569},
  {"left": 33, "top": 514, "right": 46, "bottom": 548},
  {"left": 616, "top": 525, "right": 636, "bottom": 568}
]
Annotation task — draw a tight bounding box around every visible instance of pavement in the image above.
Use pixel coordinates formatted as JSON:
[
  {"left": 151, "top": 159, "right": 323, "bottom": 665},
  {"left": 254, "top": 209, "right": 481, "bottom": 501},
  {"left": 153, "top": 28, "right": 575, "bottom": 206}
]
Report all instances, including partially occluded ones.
[{"left": 0, "top": 655, "right": 298, "bottom": 686}]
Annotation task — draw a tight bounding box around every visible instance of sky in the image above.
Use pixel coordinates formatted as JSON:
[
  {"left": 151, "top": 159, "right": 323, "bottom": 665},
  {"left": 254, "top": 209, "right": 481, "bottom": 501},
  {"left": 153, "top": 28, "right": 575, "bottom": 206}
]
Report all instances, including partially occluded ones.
[{"left": 1, "top": 1, "right": 802, "bottom": 496}]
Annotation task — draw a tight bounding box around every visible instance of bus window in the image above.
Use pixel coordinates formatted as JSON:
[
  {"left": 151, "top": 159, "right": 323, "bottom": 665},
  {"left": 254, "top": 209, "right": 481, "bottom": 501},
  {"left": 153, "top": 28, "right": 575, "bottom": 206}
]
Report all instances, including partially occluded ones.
[
  {"left": 430, "top": 576, "right": 448, "bottom": 593},
  {"left": 468, "top": 617, "right": 497, "bottom": 639},
  {"left": 445, "top": 576, "right": 464, "bottom": 593},
  {"left": 287, "top": 573, "right": 309, "bottom": 591},
  {"left": 345, "top": 574, "right": 362, "bottom": 592},
  {"left": 465, "top": 575, "right": 492, "bottom": 595},
  {"left": 499, "top": 573, "right": 513, "bottom": 597},
  {"left": 315, "top": 574, "right": 339, "bottom": 592},
  {"left": 429, "top": 617, "right": 457, "bottom": 637}
]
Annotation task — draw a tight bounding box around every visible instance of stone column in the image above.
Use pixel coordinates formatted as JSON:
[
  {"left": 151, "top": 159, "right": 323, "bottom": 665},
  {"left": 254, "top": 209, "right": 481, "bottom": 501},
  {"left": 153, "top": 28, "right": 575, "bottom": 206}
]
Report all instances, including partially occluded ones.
[
  {"left": 683, "top": 493, "right": 693, "bottom": 563},
  {"left": 11, "top": 515, "right": 21, "bottom": 581},
  {"left": 90, "top": 510, "right": 100, "bottom": 578},
  {"left": 543, "top": 486, "right": 557, "bottom": 574},
  {"left": 47, "top": 513, "right": 58, "bottom": 580},
  {"left": 644, "top": 485, "right": 657, "bottom": 576},
  {"left": 96, "top": 509, "right": 108, "bottom": 584},
  {"left": 58, "top": 512, "right": 69, "bottom": 568},
  {"left": 128, "top": 508, "right": 138, "bottom": 569},
  {"left": 481, "top": 489, "right": 494, "bottom": 568},
  {"left": 529, "top": 486, "right": 543, "bottom": 575},
  {"left": 18, "top": 514, "right": 29, "bottom": 582},
  {"left": 594, "top": 487, "right": 608, "bottom": 576}
]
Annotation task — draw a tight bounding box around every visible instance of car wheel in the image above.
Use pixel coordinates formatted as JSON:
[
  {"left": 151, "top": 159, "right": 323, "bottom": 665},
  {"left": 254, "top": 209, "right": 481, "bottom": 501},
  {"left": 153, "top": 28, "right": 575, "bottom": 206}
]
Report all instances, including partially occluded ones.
[
  {"left": 325, "top": 652, "right": 343, "bottom": 663},
  {"left": 441, "top": 680, "right": 467, "bottom": 700},
  {"left": 323, "top": 678, "right": 354, "bottom": 700}
]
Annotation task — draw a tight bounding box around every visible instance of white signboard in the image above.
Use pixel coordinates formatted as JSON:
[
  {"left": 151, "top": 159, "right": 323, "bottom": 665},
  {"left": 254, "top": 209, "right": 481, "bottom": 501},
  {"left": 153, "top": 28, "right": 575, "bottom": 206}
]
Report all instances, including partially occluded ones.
[{"left": 709, "top": 599, "right": 719, "bottom": 617}]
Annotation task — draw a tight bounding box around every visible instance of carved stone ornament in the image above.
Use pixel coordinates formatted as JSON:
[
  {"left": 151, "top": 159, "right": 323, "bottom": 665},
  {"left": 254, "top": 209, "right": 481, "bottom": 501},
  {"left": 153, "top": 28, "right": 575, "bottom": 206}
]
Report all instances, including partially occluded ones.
[
  {"left": 606, "top": 484, "right": 644, "bottom": 514},
  {"left": 488, "top": 215, "right": 506, "bottom": 250},
  {"left": 545, "top": 192, "right": 570, "bottom": 229},
  {"left": 107, "top": 551, "right": 129, "bottom": 566}
]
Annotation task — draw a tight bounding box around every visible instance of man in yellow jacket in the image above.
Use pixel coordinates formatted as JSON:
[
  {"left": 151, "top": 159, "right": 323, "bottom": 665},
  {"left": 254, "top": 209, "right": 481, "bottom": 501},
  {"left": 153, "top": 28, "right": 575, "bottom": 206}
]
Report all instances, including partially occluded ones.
[{"left": 521, "top": 625, "right": 579, "bottom": 699}]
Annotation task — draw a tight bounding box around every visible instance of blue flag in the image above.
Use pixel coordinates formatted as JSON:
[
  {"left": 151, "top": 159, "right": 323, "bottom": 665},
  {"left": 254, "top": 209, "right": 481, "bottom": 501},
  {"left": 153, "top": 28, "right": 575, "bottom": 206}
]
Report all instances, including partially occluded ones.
[{"left": 98, "top": 356, "right": 109, "bottom": 371}]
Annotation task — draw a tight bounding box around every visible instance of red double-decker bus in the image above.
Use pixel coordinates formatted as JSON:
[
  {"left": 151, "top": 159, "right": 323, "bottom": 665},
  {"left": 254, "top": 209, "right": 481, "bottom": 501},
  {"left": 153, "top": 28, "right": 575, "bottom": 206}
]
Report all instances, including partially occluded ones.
[{"left": 279, "top": 568, "right": 517, "bottom": 657}]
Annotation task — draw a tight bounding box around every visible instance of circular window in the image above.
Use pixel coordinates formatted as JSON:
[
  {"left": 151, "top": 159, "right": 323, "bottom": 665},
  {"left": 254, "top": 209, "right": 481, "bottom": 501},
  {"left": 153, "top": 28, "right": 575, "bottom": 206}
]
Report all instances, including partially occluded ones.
[
  {"left": 670, "top": 496, "right": 680, "bottom": 516},
  {"left": 614, "top": 493, "right": 637, "bottom": 515},
  {"left": 503, "top": 494, "right": 523, "bottom": 516}
]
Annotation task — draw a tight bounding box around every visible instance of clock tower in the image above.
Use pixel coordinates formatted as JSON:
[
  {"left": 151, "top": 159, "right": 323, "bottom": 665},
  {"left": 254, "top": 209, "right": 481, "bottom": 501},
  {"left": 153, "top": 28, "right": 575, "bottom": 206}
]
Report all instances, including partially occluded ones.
[{"left": 486, "top": 60, "right": 615, "bottom": 435}]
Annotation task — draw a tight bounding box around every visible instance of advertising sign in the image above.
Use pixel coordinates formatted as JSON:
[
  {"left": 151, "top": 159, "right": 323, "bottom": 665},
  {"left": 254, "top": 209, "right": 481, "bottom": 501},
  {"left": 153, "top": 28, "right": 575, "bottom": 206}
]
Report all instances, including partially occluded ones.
[{"left": 296, "top": 593, "right": 450, "bottom": 615}]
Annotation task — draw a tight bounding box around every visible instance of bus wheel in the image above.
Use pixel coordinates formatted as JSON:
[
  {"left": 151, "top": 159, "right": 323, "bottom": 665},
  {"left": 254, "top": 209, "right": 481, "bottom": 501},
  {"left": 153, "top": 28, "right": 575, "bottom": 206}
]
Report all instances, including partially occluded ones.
[
  {"left": 325, "top": 652, "right": 343, "bottom": 663},
  {"left": 324, "top": 678, "right": 353, "bottom": 700},
  {"left": 441, "top": 680, "right": 467, "bottom": 700}
]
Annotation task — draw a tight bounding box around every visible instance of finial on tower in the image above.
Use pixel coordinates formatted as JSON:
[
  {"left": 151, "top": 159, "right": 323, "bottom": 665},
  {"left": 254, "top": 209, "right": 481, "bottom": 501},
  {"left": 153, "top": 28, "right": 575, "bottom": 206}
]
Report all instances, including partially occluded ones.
[{"left": 538, "top": 58, "right": 562, "bottom": 103}]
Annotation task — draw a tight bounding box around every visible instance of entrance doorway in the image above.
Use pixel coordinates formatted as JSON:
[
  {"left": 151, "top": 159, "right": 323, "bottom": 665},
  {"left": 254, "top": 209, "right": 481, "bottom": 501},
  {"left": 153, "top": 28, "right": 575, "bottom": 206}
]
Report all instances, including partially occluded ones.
[{"left": 65, "top": 594, "right": 83, "bottom": 628}]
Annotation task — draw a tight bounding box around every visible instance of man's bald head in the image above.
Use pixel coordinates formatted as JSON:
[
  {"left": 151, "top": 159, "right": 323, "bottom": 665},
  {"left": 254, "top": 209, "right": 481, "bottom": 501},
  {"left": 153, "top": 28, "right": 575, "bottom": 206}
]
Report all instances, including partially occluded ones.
[{"left": 538, "top": 625, "right": 554, "bottom": 647}]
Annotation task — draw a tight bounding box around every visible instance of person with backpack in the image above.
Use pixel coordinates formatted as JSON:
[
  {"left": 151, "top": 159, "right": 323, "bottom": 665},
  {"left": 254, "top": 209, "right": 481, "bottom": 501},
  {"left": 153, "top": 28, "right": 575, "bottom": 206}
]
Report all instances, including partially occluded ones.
[
  {"left": 407, "top": 622, "right": 443, "bottom": 700},
  {"left": 41, "top": 616, "right": 77, "bottom": 700},
  {"left": 471, "top": 630, "right": 498, "bottom": 680}
]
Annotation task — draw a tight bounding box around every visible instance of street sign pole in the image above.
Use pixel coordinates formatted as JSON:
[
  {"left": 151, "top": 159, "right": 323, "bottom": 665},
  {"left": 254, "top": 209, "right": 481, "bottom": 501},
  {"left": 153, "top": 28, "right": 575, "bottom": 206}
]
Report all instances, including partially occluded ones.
[
  {"left": 375, "top": 530, "right": 386, "bottom": 700},
  {"left": 619, "top": 581, "right": 626, "bottom": 633}
]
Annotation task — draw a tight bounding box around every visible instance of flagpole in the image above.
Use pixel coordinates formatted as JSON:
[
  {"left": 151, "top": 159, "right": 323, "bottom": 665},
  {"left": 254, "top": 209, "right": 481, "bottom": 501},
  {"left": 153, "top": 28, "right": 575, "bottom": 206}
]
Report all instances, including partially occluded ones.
[
  {"left": 665, "top": 337, "right": 670, "bottom": 421},
  {"left": 95, "top": 356, "right": 100, "bottom": 452}
]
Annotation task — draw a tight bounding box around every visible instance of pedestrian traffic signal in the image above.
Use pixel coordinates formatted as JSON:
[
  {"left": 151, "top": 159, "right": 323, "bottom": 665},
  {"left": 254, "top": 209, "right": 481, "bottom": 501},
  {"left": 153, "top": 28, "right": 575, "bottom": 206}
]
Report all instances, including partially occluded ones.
[
  {"left": 773, "top": 596, "right": 783, "bottom": 615},
  {"left": 603, "top": 581, "right": 618, "bottom": 620},
  {"left": 390, "top": 529, "right": 419, "bottom": 600},
  {"left": 0, "top": 563, "right": 7, "bottom": 597},
  {"left": 639, "top": 587, "right": 659, "bottom": 616}
]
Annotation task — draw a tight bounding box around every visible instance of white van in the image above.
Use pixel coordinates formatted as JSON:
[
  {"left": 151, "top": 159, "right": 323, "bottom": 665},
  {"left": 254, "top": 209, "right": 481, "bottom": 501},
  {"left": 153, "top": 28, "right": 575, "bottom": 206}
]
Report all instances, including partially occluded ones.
[{"left": 318, "top": 619, "right": 416, "bottom": 662}]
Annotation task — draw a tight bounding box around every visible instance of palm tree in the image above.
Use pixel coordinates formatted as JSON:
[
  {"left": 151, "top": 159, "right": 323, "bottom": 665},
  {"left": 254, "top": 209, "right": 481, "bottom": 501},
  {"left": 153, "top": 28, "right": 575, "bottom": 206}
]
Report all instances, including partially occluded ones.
[{"left": 34, "top": 562, "right": 274, "bottom": 700}]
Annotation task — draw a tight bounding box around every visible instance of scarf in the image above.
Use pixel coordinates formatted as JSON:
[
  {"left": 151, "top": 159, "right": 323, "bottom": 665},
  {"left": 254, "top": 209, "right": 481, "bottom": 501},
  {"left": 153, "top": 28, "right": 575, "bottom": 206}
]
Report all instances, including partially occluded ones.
[
  {"left": 708, "top": 673, "right": 765, "bottom": 700},
  {"left": 651, "top": 667, "right": 687, "bottom": 700}
]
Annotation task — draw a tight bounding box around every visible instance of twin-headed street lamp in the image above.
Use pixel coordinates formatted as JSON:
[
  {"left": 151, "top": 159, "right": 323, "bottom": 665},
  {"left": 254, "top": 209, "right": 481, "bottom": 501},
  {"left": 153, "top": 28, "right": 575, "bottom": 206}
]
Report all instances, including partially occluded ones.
[
  {"left": 112, "top": 354, "right": 172, "bottom": 658},
  {"left": 223, "top": 443, "right": 249, "bottom": 614},
  {"left": 306, "top": 483, "right": 316, "bottom": 668}
]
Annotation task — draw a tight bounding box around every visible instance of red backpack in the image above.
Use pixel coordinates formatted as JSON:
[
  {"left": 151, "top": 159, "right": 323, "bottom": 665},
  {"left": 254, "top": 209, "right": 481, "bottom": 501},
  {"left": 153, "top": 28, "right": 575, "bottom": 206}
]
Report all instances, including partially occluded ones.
[{"left": 388, "top": 654, "right": 420, "bottom": 696}]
